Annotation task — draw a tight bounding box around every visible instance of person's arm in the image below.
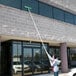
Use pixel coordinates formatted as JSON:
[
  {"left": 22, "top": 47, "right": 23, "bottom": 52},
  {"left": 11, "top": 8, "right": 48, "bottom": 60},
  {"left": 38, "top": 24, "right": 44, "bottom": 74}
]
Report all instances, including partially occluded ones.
[
  {"left": 56, "top": 59, "right": 61, "bottom": 65},
  {"left": 44, "top": 49, "right": 55, "bottom": 66},
  {"left": 50, "top": 59, "right": 55, "bottom": 66},
  {"left": 48, "top": 53, "right": 54, "bottom": 61}
]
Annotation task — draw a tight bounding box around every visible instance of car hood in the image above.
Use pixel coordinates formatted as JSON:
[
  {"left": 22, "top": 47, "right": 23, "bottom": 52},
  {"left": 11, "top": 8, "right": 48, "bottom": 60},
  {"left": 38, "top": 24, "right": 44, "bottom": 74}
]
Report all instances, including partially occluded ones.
[
  {"left": 71, "top": 68, "right": 76, "bottom": 71},
  {"left": 68, "top": 68, "right": 76, "bottom": 76},
  {"left": 13, "top": 64, "right": 29, "bottom": 68}
]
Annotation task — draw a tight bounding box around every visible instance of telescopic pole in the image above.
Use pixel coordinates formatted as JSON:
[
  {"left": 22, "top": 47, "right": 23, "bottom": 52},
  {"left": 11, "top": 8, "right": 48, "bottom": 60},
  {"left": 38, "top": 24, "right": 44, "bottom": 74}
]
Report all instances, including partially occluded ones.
[{"left": 24, "top": 6, "right": 53, "bottom": 59}]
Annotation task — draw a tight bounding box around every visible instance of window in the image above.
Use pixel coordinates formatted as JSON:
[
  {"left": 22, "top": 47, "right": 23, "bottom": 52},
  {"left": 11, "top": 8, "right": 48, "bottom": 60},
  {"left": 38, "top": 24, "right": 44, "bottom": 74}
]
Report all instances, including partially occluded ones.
[
  {"left": 74, "top": 15, "right": 76, "bottom": 25},
  {"left": 53, "top": 7, "right": 64, "bottom": 21},
  {"left": 13, "top": 43, "right": 21, "bottom": 57},
  {"left": 39, "top": 2, "right": 53, "bottom": 18},
  {"left": 49, "top": 47, "right": 60, "bottom": 59},
  {"left": 0, "top": 0, "right": 76, "bottom": 25},
  {"left": 42, "top": 44, "right": 48, "bottom": 60},
  {"left": 12, "top": 43, "right": 22, "bottom": 76},
  {"left": 0, "top": 0, "right": 21, "bottom": 9},
  {"left": 64, "top": 12, "right": 74, "bottom": 24},
  {"left": 22, "top": 0, "right": 38, "bottom": 14}
]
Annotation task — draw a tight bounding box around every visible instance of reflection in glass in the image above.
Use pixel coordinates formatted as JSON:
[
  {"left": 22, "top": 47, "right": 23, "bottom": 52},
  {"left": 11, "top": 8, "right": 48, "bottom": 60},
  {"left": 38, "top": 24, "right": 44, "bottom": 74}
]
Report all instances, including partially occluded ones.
[
  {"left": 42, "top": 44, "right": 49, "bottom": 73},
  {"left": 33, "top": 48, "right": 41, "bottom": 74},
  {"left": 49, "top": 47, "right": 60, "bottom": 59},
  {"left": 13, "top": 43, "right": 22, "bottom": 76},
  {"left": 39, "top": 2, "right": 53, "bottom": 18},
  {"left": 70, "top": 48, "right": 76, "bottom": 67},
  {"left": 22, "top": 0, "right": 38, "bottom": 14},
  {"left": 23, "top": 48, "right": 32, "bottom": 76},
  {"left": 53, "top": 7, "right": 64, "bottom": 21},
  {"left": 49, "top": 47, "right": 61, "bottom": 70},
  {"left": 71, "top": 53, "right": 76, "bottom": 67},
  {"left": 12, "top": 42, "right": 49, "bottom": 76},
  {"left": 65, "top": 12, "right": 74, "bottom": 24}
]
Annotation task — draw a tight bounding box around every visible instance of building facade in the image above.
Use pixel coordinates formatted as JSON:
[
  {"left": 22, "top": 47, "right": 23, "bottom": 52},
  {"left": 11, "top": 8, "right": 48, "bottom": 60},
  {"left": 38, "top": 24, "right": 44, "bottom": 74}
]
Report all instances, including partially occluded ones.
[{"left": 0, "top": 0, "right": 76, "bottom": 76}]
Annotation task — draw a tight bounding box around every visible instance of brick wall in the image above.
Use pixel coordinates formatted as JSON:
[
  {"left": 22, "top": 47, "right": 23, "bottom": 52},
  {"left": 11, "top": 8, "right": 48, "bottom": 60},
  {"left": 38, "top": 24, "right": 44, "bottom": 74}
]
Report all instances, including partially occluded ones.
[{"left": 0, "top": 4, "right": 76, "bottom": 43}]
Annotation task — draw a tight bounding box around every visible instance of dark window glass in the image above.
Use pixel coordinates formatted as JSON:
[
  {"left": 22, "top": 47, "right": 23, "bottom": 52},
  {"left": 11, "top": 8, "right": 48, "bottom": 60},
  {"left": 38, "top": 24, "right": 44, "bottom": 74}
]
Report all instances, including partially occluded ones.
[
  {"left": 74, "top": 15, "right": 76, "bottom": 25},
  {"left": 12, "top": 43, "right": 22, "bottom": 75},
  {"left": 13, "top": 41, "right": 21, "bottom": 44},
  {"left": 49, "top": 47, "right": 60, "bottom": 59},
  {"left": 53, "top": 7, "right": 64, "bottom": 21},
  {"left": 42, "top": 44, "right": 48, "bottom": 60},
  {"left": 39, "top": 2, "right": 53, "bottom": 18},
  {"left": 0, "top": 0, "right": 76, "bottom": 25},
  {"left": 13, "top": 44, "right": 21, "bottom": 57},
  {"left": 0, "top": 0, "right": 21, "bottom": 9},
  {"left": 41, "top": 44, "right": 49, "bottom": 72},
  {"left": 22, "top": 0, "right": 38, "bottom": 14},
  {"left": 64, "top": 12, "right": 74, "bottom": 24}
]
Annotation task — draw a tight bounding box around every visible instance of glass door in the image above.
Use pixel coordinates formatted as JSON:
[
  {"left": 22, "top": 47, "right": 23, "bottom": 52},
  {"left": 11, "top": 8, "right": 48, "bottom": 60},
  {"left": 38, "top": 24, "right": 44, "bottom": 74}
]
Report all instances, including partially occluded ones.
[
  {"left": 23, "top": 48, "right": 32, "bottom": 76},
  {"left": 33, "top": 48, "right": 42, "bottom": 74},
  {"left": 12, "top": 43, "right": 22, "bottom": 76},
  {"left": 23, "top": 47, "right": 42, "bottom": 76}
]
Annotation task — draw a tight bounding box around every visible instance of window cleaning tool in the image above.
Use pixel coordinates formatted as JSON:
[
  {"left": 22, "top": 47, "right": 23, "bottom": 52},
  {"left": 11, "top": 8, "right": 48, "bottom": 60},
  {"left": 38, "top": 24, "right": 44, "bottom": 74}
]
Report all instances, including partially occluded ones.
[{"left": 24, "top": 6, "right": 54, "bottom": 65}]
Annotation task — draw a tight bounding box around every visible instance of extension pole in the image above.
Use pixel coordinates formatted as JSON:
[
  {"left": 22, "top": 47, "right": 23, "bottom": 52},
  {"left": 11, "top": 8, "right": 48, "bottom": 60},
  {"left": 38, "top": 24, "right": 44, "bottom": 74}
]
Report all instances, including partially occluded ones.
[{"left": 24, "top": 6, "right": 53, "bottom": 61}]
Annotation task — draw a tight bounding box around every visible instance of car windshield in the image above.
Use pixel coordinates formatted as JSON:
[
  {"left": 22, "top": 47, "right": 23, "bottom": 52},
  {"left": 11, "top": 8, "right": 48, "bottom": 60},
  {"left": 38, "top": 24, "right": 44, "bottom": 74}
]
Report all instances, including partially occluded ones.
[
  {"left": 24, "top": 61, "right": 32, "bottom": 64},
  {"left": 13, "top": 62, "right": 21, "bottom": 65}
]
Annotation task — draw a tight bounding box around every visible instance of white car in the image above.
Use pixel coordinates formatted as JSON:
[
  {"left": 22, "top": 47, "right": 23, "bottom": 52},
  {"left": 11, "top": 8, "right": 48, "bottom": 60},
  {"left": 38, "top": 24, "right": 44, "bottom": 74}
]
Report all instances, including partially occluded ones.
[
  {"left": 68, "top": 68, "right": 76, "bottom": 76},
  {"left": 13, "top": 62, "right": 30, "bottom": 74}
]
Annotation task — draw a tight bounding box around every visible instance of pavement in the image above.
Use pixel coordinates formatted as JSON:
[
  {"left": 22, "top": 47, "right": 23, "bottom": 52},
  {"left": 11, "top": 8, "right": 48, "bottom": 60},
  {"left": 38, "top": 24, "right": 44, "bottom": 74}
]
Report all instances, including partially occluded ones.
[{"left": 34, "top": 72, "right": 68, "bottom": 76}]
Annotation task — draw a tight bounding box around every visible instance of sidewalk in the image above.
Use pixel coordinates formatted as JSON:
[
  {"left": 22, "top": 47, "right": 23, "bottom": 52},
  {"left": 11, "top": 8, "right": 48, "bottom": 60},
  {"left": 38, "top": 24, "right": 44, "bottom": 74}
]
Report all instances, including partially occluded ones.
[
  {"left": 59, "top": 73, "right": 68, "bottom": 76},
  {"left": 34, "top": 73, "right": 68, "bottom": 76}
]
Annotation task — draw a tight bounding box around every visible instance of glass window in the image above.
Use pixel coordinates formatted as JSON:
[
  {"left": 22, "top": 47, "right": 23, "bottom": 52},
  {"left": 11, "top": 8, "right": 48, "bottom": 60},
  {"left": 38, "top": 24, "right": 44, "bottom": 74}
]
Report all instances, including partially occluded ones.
[
  {"left": 49, "top": 48, "right": 55, "bottom": 55},
  {"left": 13, "top": 44, "right": 17, "bottom": 57},
  {"left": 12, "top": 43, "right": 22, "bottom": 76},
  {"left": 42, "top": 44, "right": 48, "bottom": 60},
  {"left": 53, "top": 7, "right": 64, "bottom": 21},
  {"left": 23, "top": 48, "right": 32, "bottom": 75},
  {"left": 23, "top": 42, "right": 41, "bottom": 48},
  {"left": 39, "top": 2, "right": 53, "bottom": 18},
  {"left": 64, "top": 12, "right": 74, "bottom": 24},
  {"left": 13, "top": 43, "right": 21, "bottom": 57},
  {"left": 74, "top": 15, "right": 76, "bottom": 25},
  {"left": 41, "top": 44, "right": 49, "bottom": 73},
  {"left": 22, "top": 0, "right": 38, "bottom": 14},
  {"left": 49, "top": 47, "right": 60, "bottom": 59},
  {"left": 13, "top": 41, "right": 21, "bottom": 44},
  {"left": 0, "top": 0, "right": 21, "bottom": 9}
]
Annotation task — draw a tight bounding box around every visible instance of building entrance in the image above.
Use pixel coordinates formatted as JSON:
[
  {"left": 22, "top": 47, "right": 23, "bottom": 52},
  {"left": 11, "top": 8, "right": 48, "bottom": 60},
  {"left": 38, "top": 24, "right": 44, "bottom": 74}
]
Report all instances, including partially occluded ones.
[
  {"left": 23, "top": 47, "right": 41, "bottom": 76},
  {"left": 11, "top": 41, "right": 49, "bottom": 76}
]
